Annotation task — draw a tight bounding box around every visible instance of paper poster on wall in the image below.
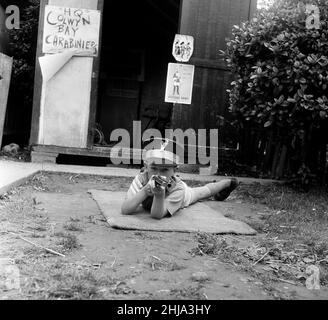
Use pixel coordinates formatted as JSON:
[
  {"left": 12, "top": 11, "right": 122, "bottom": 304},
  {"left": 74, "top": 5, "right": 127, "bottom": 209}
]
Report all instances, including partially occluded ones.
[
  {"left": 43, "top": 5, "right": 101, "bottom": 56},
  {"left": 172, "top": 34, "right": 194, "bottom": 62},
  {"left": 0, "top": 53, "right": 13, "bottom": 148},
  {"left": 165, "top": 63, "right": 195, "bottom": 105},
  {"left": 39, "top": 50, "right": 75, "bottom": 82}
]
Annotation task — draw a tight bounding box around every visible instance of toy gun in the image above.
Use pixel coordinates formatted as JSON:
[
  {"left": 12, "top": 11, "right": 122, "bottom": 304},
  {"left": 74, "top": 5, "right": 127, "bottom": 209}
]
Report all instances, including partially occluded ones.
[{"left": 153, "top": 175, "right": 174, "bottom": 189}]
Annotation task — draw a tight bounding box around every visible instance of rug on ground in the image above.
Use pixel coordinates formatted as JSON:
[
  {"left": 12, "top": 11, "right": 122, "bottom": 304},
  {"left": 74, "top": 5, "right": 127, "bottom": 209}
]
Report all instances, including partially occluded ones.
[{"left": 89, "top": 190, "right": 256, "bottom": 235}]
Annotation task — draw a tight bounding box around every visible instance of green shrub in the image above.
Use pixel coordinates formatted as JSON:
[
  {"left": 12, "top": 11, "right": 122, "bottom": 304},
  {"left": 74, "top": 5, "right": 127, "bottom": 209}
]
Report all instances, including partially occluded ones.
[
  {"left": 9, "top": 0, "right": 39, "bottom": 105},
  {"left": 4, "top": 0, "right": 40, "bottom": 144},
  {"left": 221, "top": 0, "right": 328, "bottom": 184}
]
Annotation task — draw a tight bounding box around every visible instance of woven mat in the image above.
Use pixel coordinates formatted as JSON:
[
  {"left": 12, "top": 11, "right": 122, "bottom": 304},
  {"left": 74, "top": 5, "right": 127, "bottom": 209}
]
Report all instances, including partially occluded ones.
[{"left": 89, "top": 190, "right": 256, "bottom": 235}]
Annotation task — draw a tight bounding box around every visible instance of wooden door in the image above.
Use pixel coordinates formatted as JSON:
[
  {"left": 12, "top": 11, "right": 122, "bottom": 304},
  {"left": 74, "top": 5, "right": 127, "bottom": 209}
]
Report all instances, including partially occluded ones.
[
  {"left": 172, "top": 0, "right": 257, "bottom": 146},
  {"left": 98, "top": 48, "right": 145, "bottom": 144}
]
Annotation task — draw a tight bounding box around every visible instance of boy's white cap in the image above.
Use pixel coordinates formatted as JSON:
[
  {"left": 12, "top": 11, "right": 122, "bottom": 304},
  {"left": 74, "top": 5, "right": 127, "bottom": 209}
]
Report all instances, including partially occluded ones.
[{"left": 143, "top": 149, "right": 180, "bottom": 167}]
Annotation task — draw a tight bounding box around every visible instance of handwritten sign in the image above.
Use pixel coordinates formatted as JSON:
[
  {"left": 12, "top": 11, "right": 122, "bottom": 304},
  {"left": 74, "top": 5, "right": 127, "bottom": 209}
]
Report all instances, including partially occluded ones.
[
  {"left": 165, "top": 63, "right": 195, "bottom": 105},
  {"left": 43, "top": 5, "right": 101, "bottom": 56}
]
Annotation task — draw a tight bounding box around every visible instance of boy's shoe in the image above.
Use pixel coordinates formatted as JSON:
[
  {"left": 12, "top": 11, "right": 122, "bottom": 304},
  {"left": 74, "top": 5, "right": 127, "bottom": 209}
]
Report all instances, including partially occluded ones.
[{"left": 214, "top": 178, "right": 239, "bottom": 201}]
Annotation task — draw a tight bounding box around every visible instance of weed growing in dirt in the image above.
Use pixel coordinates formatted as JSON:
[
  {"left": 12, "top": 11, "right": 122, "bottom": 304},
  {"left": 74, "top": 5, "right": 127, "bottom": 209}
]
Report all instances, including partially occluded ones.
[
  {"left": 63, "top": 222, "right": 84, "bottom": 232},
  {"left": 1, "top": 196, "right": 34, "bottom": 219},
  {"left": 170, "top": 284, "right": 207, "bottom": 300},
  {"left": 134, "top": 231, "right": 162, "bottom": 240},
  {"left": 237, "top": 183, "right": 328, "bottom": 232},
  {"left": 189, "top": 233, "right": 293, "bottom": 298},
  {"left": 191, "top": 233, "right": 251, "bottom": 267},
  {"left": 144, "top": 256, "right": 186, "bottom": 272},
  {"left": 234, "top": 183, "right": 328, "bottom": 286},
  {"left": 191, "top": 231, "right": 328, "bottom": 289},
  {"left": 46, "top": 270, "right": 112, "bottom": 300},
  {"left": 32, "top": 226, "right": 47, "bottom": 232},
  {"left": 29, "top": 173, "right": 52, "bottom": 192},
  {"left": 86, "top": 215, "right": 107, "bottom": 225},
  {"left": 56, "top": 233, "right": 81, "bottom": 251},
  {"left": 190, "top": 233, "right": 229, "bottom": 256},
  {"left": 30, "top": 232, "right": 46, "bottom": 239},
  {"left": 23, "top": 246, "right": 44, "bottom": 257}
]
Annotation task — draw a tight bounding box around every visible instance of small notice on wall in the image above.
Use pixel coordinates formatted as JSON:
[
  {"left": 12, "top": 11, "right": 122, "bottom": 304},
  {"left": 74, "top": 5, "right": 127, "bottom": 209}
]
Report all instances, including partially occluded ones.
[
  {"left": 43, "top": 5, "right": 101, "bottom": 56},
  {"left": 172, "top": 34, "right": 194, "bottom": 62},
  {"left": 165, "top": 63, "right": 195, "bottom": 105}
]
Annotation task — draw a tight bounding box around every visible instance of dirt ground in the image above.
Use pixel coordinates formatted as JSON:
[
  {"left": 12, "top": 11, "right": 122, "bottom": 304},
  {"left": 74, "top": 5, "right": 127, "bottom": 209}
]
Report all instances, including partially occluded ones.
[{"left": 0, "top": 172, "right": 327, "bottom": 300}]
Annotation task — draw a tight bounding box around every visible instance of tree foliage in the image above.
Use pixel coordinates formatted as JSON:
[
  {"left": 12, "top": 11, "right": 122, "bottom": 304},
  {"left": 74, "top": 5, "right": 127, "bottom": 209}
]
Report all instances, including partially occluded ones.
[
  {"left": 8, "top": 0, "right": 40, "bottom": 109},
  {"left": 221, "top": 0, "right": 328, "bottom": 185}
]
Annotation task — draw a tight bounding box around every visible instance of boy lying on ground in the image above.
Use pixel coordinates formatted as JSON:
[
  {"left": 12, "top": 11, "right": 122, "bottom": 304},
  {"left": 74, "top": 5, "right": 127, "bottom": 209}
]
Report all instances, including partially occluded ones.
[{"left": 121, "top": 148, "right": 239, "bottom": 220}]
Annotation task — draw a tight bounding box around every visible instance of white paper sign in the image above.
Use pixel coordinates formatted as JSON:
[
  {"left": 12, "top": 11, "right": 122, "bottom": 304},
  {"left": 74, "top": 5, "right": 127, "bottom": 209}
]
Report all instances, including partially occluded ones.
[
  {"left": 43, "top": 5, "right": 101, "bottom": 56},
  {"left": 165, "top": 63, "right": 195, "bottom": 105},
  {"left": 172, "top": 34, "right": 194, "bottom": 62}
]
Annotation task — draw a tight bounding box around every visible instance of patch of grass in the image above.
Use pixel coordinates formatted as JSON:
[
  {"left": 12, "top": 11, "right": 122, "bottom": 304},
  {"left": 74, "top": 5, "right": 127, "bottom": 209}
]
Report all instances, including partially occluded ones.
[
  {"left": 46, "top": 270, "right": 112, "bottom": 300},
  {"left": 53, "top": 231, "right": 66, "bottom": 238},
  {"left": 237, "top": 183, "right": 328, "bottom": 224},
  {"left": 190, "top": 233, "right": 230, "bottom": 256},
  {"left": 30, "top": 233, "right": 46, "bottom": 239},
  {"left": 20, "top": 258, "right": 128, "bottom": 300},
  {"left": 86, "top": 215, "right": 107, "bottom": 225},
  {"left": 189, "top": 233, "right": 293, "bottom": 297},
  {"left": 32, "top": 226, "right": 47, "bottom": 232},
  {"left": 320, "top": 264, "right": 328, "bottom": 286},
  {"left": 134, "top": 232, "right": 162, "bottom": 240},
  {"left": 56, "top": 233, "right": 81, "bottom": 251},
  {"left": 29, "top": 173, "right": 52, "bottom": 192},
  {"left": 236, "top": 183, "right": 328, "bottom": 251},
  {"left": 170, "top": 284, "right": 207, "bottom": 300},
  {"left": 22, "top": 247, "right": 44, "bottom": 257},
  {"left": 144, "top": 256, "right": 186, "bottom": 272},
  {"left": 191, "top": 231, "right": 328, "bottom": 289},
  {"left": 63, "top": 222, "right": 84, "bottom": 232},
  {"left": 190, "top": 233, "right": 255, "bottom": 270},
  {"left": 1, "top": 196, "right": 34, "bottom": 220}
]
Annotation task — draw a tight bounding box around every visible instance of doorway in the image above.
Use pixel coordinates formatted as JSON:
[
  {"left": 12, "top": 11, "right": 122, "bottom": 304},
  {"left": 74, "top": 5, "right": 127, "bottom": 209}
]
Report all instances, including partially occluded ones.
[{"left": 96, "top": 0, "right": 181, "bottom": 146}]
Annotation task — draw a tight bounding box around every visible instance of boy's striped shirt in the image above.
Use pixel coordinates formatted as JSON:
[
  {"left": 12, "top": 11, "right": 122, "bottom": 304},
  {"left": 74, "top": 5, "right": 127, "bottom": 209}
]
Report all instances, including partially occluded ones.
[{"left": 127, "top": 171, "right": 148, "bottom": 198}]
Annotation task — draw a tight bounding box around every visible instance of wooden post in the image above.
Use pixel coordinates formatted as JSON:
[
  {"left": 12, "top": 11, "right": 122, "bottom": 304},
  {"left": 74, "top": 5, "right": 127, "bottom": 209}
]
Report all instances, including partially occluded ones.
[
  {"left": 87, "top": 0, "right": 104, "bottom": 148},
  {"left": 30, "top": 0, "right": 101, "bottom": 149},
  {"left": 0, "top": 53, "right": 13, "bottom": 148},
  {"left": 30, "top": 0, "right": 49, "bottom": 146}
]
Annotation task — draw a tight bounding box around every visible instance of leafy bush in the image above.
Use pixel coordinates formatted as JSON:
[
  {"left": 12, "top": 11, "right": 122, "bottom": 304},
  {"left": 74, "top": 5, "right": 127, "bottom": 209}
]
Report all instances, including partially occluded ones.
[
  {"left": 8, "top": 0, "right": 40, "bottom": 106},
  {"left": 4, "top": 0, "right": 40, "bottom": 145},
  {"left": 221, "top": 0, "right": 328, "bottom": 185}
]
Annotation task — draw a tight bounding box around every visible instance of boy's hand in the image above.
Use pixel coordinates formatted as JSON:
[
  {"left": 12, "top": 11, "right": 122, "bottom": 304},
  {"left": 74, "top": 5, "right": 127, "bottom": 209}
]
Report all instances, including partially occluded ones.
[
  {"left": 152, "top": 184, "right": 165, "bottom": 197},
  {"left": 150, "top": 176, "right": 166, "bottom": 197},
  {"left": 142, "top": 175, "right": 160, "bottom": 196},
  {"left": 144, "top": 175, "right": 165, "bottom": 197},
  {"left": 142, "top": 180, "right": 154, "bottom": 197}
]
